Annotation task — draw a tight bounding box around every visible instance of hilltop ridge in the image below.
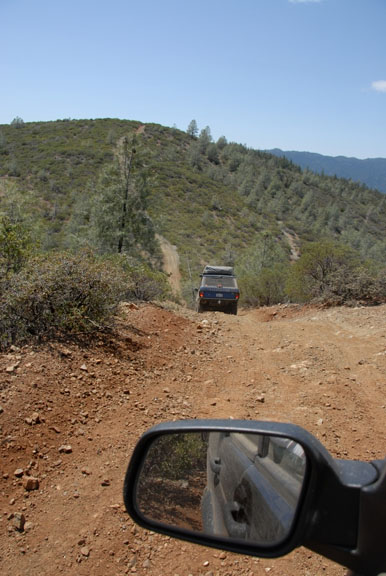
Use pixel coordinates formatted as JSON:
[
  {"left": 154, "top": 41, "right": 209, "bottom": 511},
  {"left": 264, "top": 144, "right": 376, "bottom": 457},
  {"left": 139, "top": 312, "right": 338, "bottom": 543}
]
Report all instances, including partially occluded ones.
[{"left": 1, "top": 118, "right": 385, "bottom": 300}]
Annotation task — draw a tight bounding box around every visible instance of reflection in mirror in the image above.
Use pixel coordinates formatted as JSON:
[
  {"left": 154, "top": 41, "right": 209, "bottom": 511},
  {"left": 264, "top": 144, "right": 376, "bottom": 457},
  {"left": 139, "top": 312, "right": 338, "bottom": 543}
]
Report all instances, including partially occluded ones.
[{"left": 135, "top": 431, "right": 307, "bottom": 546}]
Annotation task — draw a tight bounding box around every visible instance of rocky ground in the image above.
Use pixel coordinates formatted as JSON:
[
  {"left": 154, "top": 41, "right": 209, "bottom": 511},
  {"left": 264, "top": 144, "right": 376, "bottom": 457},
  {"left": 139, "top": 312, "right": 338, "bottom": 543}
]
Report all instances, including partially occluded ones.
[{"left": 1, "top": 302, "right": 385, "bottom": 576}]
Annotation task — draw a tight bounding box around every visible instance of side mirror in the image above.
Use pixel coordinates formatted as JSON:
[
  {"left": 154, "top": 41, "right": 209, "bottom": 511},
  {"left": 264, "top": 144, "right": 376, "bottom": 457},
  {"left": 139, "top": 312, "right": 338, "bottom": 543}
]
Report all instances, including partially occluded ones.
[
  {"left": 123, "top": 419, "right": 385, "bottom": 576},
  {"left": 133, "top": 430, "right": 306, "bottom": 545}
]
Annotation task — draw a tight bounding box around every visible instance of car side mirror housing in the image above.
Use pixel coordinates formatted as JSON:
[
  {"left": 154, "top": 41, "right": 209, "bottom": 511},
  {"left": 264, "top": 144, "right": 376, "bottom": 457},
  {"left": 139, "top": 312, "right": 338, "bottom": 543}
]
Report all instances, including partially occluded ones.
[{"left": 123, "top": 419, "right": 385, "bottom": 576}]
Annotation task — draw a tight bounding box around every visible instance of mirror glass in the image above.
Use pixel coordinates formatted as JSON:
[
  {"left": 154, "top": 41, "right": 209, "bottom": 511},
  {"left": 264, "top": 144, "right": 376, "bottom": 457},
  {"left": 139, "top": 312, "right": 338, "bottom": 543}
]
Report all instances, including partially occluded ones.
[{"left": 135, "top": 430, "right": 307, "bottom": 545}]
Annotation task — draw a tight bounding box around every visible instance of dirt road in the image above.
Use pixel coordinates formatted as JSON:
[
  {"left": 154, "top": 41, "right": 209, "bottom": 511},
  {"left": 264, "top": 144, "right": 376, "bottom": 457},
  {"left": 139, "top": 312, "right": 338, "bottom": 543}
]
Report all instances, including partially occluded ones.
[
  {"left": 157, "top": 235, "right": 183, "bottom": 298},
  {"left": 1, "top": 303, "right": 385, "bottom": 575}
]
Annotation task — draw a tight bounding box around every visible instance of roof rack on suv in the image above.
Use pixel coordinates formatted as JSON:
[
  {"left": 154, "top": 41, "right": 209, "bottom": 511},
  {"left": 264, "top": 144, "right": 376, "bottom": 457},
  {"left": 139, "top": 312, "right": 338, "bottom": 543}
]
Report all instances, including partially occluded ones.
[{"left": 202, "top": 266, "right": 234, "bottom": 276}]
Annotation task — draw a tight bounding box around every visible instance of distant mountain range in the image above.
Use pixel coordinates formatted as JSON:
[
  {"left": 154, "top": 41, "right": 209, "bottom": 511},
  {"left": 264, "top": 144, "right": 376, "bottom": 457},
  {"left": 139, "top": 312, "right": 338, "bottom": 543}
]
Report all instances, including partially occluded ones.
[{"left": 268, "top": 149, "right": 386, "bottom": 194}]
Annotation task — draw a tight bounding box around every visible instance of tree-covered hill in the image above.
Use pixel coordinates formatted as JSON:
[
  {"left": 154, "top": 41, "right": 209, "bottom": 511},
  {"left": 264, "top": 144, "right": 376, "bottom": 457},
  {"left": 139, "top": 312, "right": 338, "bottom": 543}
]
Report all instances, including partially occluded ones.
[
  {"left": 269, "top": 148, "right": 386, "bottom": 194},
  {"left": 1, "top": 118, "right": 385, "bottom": 301}
]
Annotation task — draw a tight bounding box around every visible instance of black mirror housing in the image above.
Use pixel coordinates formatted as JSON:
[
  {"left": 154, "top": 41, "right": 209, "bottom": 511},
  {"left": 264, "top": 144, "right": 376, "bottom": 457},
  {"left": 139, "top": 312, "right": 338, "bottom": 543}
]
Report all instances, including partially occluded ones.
[{"left": 123, "top": 419, "right": 384, "bottom": 576}]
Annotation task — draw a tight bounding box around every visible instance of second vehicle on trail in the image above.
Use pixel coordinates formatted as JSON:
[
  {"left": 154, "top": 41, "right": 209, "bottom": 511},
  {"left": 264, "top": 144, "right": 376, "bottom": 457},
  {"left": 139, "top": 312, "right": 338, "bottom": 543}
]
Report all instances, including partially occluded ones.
[{"left": 196, "top": 265, "right": 240, "bottom": 315}]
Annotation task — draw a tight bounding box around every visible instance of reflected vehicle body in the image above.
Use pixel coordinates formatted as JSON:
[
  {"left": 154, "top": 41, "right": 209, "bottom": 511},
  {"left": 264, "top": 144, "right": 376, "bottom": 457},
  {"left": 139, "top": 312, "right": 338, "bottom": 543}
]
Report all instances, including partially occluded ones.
[{"left": 202, "top": 432, "right": 306, "bottom": 543}]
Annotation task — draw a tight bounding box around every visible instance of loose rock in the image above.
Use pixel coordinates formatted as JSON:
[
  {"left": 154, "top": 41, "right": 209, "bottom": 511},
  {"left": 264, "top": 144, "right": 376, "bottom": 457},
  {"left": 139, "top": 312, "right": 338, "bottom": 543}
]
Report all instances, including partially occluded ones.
[
  {"left": 58, "top": 445, "right": 73, "bottom": 454},
  {"left": 31, "top": 412, "right": 41, "bottom": 424},
  {"left": 13, "top": 513, "right": 26, "bottom": 532},
  {"left": 6, "top": 365, "right": 17, "bottom": 373},
  {"left": 24, "top": 477, "right": 40, "bottom": 491}
]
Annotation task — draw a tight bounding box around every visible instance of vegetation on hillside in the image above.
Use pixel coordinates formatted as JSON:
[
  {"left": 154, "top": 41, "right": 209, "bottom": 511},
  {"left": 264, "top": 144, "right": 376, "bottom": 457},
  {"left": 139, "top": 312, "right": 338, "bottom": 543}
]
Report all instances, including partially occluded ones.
[
  {"left": 0, "top": 219, "right": 171, "bottom": 350},
  {"left": 0, "top": 117, "right": 385, "bottom": 327},
  {"left": 234, "top": 235, "right": 385, "bottom": 307},
  {"left": 286, "top": 241, "right": 385, "bottom": 305}
]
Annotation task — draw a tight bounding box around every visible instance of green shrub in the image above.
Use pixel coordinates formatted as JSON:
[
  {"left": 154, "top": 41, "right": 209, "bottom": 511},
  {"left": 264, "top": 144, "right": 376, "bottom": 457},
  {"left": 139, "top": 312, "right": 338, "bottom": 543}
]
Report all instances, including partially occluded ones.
[
  {"left": 0, "top": 218, "right": 31, "bottom": 278},
  {"left": 318, "top": 266, "right": 386, "bottom": 305},
  {"left": 139, "top": 433, "right": 207, "bottom": 481},
  {"left": 236, "top": 233, "right": 290, "bottom": 306},
  {"left": 122, "top": 262, "right": 172, "bottom": 302},
  {"left": 239, "top": 264, "right": 289, "bottom": 307},
  {"left": 286, "top": 241, "right": 386, "bottom": 304},
  {"left": 0, "top": 251, "right": 128, "bottom": 348}
]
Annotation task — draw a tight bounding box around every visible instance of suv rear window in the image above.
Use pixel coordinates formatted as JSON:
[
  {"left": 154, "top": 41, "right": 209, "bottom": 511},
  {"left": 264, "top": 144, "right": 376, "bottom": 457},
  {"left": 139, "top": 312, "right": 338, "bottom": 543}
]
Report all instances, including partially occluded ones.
[{"left": 202, "top": 276, "right": 237, "bottom": 288}]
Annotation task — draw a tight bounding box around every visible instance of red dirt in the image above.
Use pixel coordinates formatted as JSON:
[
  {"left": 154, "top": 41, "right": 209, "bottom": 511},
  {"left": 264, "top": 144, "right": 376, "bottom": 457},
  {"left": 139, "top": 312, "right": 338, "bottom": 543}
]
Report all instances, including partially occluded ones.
[{"left": 1, "top": 302, "right": 385, "bottom": 575}]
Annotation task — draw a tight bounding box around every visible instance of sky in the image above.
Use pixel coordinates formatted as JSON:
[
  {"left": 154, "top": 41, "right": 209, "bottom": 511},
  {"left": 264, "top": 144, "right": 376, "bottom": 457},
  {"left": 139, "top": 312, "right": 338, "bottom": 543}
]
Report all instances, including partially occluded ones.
[{"left": 1, "top": 0, "right": 386, "bottom": 159}]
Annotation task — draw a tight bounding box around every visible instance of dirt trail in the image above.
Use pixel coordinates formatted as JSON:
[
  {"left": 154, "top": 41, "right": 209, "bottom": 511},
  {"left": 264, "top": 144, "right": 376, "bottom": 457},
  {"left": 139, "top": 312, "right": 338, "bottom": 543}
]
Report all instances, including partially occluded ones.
[
  {"left": 282, "top": 228, "right": 300, "bottom": 261},
  {"left": 157, "top": 234, "right": 182, "bottom": 298},
  {"left": 0, "top": 303, "right": 385, "bottom": 576}
]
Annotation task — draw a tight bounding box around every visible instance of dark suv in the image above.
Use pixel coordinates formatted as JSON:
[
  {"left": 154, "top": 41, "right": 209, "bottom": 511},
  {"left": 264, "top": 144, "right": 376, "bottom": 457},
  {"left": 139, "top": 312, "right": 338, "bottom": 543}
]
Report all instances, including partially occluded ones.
[
  {"left": 201, "top": 431, "right": 306, "bottom": 543},
  {"left": 196, "top": 265, "right": 240, "bottom": 315}
]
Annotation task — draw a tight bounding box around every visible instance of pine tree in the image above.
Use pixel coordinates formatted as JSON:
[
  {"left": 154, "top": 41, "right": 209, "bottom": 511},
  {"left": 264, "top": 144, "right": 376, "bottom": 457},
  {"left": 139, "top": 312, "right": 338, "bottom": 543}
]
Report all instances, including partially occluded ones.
[
  {"left": 187, "top": 119, "right": 198, "bottom": 138},
  {"left": 90, "top": 138, "right": 156, "bottom": 257}
]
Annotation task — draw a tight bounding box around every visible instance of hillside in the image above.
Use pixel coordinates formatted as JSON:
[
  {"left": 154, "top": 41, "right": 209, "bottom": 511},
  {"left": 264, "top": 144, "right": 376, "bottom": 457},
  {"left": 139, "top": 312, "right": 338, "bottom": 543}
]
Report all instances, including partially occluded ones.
[
  {"left": 1, "top": 119, "right": 385, "bottom": 300},
  {"left": 269, "top": 148, "right": 386, "bottom": 194}
]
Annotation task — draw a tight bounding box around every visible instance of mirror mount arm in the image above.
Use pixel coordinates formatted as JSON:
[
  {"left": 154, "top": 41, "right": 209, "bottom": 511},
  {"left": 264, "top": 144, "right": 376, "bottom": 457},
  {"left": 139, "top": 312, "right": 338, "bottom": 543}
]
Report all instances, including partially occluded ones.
[
  {"left": 304, "top": 460, "right": 385, "bottom": 576},
  {"left": 355, "top": 461, "right": 386, "bottom": 576}
]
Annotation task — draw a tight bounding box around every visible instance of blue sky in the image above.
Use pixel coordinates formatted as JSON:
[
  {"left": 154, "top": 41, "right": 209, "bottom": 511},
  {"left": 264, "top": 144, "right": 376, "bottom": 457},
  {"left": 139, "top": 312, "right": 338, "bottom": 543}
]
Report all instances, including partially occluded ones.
[{"left": 2, "top": 0, "right": 386, "bottom": 158}]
